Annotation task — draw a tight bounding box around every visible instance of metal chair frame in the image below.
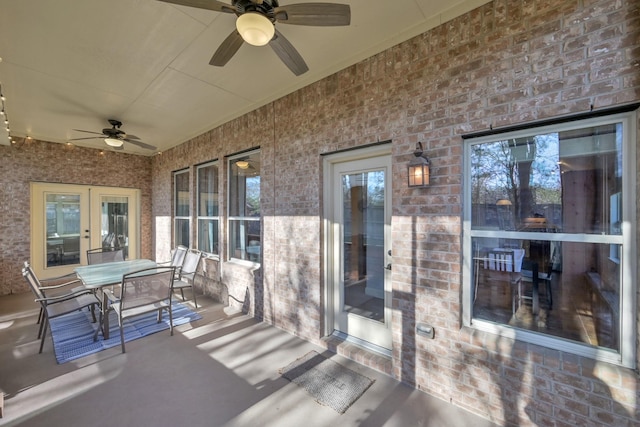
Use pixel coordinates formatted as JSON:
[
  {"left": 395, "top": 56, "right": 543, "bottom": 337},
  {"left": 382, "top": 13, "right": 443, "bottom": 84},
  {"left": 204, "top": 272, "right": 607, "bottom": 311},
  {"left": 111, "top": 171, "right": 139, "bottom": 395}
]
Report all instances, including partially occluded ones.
[{"left": 99, "top": 266, "right": 176, "bottom": 353}]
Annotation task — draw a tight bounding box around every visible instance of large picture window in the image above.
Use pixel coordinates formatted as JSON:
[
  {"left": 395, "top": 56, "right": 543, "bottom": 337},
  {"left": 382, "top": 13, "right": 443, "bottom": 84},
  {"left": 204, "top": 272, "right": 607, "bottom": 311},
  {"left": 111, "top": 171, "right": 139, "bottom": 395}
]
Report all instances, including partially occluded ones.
[
  {"left": 463, "top": 110, "right": 637, "bottom": 367},
  {"left": 228, "top": 150, "right": 261, "bottom": 263},
  {"left": 174, "top": 169, "right": 190, "bottom": 248},
  {"left": 197, "top": 161, "right": 219, "bottom": 255}
]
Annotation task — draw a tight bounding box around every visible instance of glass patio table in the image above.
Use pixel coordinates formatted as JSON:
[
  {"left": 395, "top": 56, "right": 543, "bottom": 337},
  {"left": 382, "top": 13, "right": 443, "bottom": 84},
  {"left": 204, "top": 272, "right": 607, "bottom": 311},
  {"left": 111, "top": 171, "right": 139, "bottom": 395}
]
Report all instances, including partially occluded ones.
[{"left": 75, "top": 259, "right": 157, "bottom": 339}]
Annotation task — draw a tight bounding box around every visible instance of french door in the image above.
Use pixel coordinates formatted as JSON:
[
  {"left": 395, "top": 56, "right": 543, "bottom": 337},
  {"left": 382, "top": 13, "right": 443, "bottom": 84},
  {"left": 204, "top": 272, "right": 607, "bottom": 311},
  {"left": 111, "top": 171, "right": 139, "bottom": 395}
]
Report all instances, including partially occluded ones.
[
  {"left": 30, "top": 183, "right": 140, "bottom": 279},
  {"left": 324, "top": 145, "right": 392, "bottom": 351}
]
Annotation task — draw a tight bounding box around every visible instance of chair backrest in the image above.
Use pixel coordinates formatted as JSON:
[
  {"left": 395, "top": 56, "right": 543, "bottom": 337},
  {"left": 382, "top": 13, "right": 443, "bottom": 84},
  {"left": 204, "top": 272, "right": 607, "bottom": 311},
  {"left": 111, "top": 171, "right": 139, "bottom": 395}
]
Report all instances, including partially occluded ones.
[
  {"left": 170, "top": 245, "right": 188, "bottom": 268},
  {"left": 486, "top": 250, "right": 515, "bottom": 272},
  {"left": 102, "top": 232, "right": 115, "bottom": 248},
  {"left": 483, "top": 249, "right": 524, "bottom": 273},
  {"left": 119, "top": 267, "right": 175, "bottom": 311},
  {"left": 22, "top": 266, "right": 46, "bottom": 302},
  {"left": 180, "top": 249, "right": 202, "bottom": 277},
  {"left": 87, "top": 247, "right": 125, "bottom": 265}
]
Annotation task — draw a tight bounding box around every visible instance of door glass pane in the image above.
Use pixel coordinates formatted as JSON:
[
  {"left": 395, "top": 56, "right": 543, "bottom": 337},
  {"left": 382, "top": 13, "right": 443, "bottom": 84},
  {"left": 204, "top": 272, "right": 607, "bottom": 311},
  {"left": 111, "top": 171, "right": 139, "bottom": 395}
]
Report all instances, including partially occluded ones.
[
  {"left": 46, "top": 194, "right": 80, "bottom": 267},
  {"left": 342, "top": 171, "right": 385, "bottom": 323},
  {"left": 101, "top": 196, "right": 129, "bottom": 259}
]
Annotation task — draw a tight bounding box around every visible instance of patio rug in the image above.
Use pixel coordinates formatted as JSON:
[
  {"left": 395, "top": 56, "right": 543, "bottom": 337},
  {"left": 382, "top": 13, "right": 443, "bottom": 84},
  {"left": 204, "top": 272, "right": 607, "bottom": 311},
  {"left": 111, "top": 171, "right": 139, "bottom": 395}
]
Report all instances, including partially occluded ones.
[
  {"left": 48, "top": 301, "right": 201, "bottom": 364},
  {"left": 280, "top": 350, "right": 374, "bottom": 413}
]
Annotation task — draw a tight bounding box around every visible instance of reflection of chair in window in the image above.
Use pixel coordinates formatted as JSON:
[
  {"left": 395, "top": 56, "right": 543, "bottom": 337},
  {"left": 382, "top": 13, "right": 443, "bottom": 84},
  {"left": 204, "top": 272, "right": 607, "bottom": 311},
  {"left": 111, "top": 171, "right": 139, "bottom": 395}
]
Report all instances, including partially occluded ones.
[
  {"left": 475, "top": 249, "right": 524, "bottom": 315},
  {"left": 47, "top": 239, "right": 63, "bottom": 264},
  {"left": 62, "top": 237, "right": 80, "bottom": 262},
  {"left": 102, "top": 232, "right": 115, "bottom": 249},
  {"left": 521, "top": 260, "right": 553, "bottom": 311},
  {"left": 247, "top": 240, "right": 260, "bottom": 262}
]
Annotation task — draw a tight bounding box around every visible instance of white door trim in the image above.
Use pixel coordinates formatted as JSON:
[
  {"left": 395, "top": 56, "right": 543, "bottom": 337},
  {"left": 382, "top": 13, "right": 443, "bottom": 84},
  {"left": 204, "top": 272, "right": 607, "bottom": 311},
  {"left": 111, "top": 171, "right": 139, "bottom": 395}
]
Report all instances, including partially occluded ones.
[{"left": 322, "top": 143, "right": 392, "bottom": 350}]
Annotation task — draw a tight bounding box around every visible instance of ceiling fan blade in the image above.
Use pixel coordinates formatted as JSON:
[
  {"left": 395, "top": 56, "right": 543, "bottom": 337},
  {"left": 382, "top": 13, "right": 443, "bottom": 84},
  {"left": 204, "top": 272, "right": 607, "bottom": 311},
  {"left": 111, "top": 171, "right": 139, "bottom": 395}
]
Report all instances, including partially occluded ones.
[
  {"left": 72, "top": 129, "right": 104, "bottom": 136},
  {"left": 123, "top": 134, "right": 141, "bottom": 140},
  {"left": 156, "top": 0, "right": 235, "bottom": 13},
  {"left": 124, "top": 138, "right": 157, "bottom": 151},
  {"left": 69, "top": 137, "right": 105, "bottom": 142},
  {"left": 269, "top": 29, "right": 309, "bottom": 76},
  {"left": 274, "top": 3, "right": 350, "bottom": 26},
  {"left": 210, "top": 30, "right": 244, "bottom": 66}
]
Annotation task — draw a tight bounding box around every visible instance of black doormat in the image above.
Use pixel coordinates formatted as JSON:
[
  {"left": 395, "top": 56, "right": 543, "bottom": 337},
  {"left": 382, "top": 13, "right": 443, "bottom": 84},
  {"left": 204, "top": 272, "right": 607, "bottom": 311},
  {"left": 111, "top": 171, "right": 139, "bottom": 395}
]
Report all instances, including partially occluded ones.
[{"left": 280, "top": 351, "right": 374, "bottom": 413}]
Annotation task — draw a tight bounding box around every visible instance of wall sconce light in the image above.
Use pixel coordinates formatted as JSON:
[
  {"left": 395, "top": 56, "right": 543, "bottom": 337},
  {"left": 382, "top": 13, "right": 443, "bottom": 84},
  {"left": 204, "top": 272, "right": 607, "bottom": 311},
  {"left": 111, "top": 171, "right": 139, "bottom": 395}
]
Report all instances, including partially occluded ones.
[{"left": 408, "top": 141, "right": 430, "bottom": 187}]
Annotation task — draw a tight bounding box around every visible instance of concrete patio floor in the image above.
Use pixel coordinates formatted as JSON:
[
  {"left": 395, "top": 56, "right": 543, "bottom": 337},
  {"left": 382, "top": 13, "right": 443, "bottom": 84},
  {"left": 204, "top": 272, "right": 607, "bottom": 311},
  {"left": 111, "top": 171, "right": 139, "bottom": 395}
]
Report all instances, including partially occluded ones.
[{"left": 0, "top": 292, "right": 499, "bottom": 427}]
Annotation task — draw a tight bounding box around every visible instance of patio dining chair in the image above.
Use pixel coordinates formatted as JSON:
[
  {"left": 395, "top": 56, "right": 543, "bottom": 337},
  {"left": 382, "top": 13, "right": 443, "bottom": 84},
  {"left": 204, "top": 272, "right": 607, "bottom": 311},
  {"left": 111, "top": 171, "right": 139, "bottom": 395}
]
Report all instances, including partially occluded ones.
[
  {"left": 99, "top": 266, "right": 176, "bottom": 353},
  {"left": 22, "top": 266, "right": 101, "bottom": 354},
  {"left": 23, "top": 261, "right": 86, "bottom": 330},
  {"left": 157, "top": 245, "right": 188, "bottom": 270},
  {"left": 86, "top": 247, "right": 125, "bottom": 265},
  {"left": 172, "top": 249, "right": 202, "bottom": 308},
  {"left": 474, "top": 249, "right": 524, "bottom": 316}
]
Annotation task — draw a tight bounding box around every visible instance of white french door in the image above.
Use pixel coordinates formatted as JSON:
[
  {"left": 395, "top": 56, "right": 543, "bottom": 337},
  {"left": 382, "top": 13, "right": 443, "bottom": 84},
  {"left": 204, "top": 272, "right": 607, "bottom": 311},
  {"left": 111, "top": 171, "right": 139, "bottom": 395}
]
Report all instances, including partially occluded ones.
[
  {"left": 30, "top": 183, "right": 140, "bottom": 279},
  {"left": 324, "top": 145, "right": 392, "bottom": 351}
]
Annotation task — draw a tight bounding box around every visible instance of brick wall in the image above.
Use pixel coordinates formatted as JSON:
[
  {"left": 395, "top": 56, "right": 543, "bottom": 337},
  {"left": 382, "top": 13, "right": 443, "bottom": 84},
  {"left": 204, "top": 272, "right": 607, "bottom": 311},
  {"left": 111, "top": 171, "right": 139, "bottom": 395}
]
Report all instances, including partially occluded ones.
[
  {"left": 152, "top": 1, "right": 640, "bottom": 424},
  {"left": 2, "top": 0, "right": 635, "bottom": 425},
  {"left": 0, "top": 139, "right": 152, "bottom": 295}
]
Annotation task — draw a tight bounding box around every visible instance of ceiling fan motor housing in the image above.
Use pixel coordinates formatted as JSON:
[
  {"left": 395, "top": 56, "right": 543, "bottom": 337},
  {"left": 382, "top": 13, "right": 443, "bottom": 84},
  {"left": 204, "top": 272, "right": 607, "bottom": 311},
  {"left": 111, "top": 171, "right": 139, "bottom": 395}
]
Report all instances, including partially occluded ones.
[{"left": 233, "top": 0, "right": 277, "bottom": 20}]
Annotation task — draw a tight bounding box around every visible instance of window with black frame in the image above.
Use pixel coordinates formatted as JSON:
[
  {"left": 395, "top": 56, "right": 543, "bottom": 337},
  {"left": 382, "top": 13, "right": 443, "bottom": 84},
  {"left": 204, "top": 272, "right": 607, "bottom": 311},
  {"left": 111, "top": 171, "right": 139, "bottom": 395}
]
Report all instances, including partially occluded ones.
[
  {"left": 464, "top": 109, "right": 636, "bottom": 367},
  {"left": 228, "top": 151, "right": 261, "bottom": 263}
]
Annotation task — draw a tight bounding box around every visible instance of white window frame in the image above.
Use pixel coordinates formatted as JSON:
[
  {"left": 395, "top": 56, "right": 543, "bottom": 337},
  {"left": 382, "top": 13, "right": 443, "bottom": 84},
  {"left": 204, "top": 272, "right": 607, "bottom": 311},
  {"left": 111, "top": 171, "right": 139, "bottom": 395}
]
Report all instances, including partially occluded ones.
[
  {"left": 196, "top": 161, "right": 219, "bottom": 257},
  {"left": 173, "top": 169, "right": 190, "bottom": 248},
  {"left": 462, "top": 110, "right": 637, "bottom": 367},
  {"left": 227, "top": 150, "right": 261, "bottom": 264}
]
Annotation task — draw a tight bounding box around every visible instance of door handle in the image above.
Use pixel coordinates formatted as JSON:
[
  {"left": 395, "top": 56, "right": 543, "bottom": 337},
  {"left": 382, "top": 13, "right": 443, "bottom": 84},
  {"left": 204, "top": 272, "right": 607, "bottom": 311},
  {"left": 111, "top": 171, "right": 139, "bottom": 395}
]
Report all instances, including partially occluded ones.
[{"left": 385, "top": 263, "right": 392, "bottom": 270}]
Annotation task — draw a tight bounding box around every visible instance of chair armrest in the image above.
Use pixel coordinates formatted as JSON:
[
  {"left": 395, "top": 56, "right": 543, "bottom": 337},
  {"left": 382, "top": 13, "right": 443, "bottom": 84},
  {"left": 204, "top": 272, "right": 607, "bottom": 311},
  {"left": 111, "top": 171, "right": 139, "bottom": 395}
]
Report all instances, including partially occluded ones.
[
  {"left": 39, "top": 278, "right": 83, "bottom": 290},
  {"left": 39, "top": 272, "right": 79, "bottom": 284},
  {"left": 35, "top": 288, "right": 94, "bottom": 304},
  {"left": 103, "top": 288, "right": 120, "bottom": 303},
  {"left": 40, "top": 273, "right": 77, "bottom": 282},
  {"left": 178, "top": 271, "right": 195, "bottom": 282}
]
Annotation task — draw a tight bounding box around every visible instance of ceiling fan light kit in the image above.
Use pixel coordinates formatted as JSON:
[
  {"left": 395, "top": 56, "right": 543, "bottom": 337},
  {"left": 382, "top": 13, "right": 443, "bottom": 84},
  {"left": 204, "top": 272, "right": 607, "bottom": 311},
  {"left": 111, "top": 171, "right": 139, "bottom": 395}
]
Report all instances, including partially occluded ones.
[
  {"left": 236, "top": 12, "right": 274, "bottom": 46},
  {"left": 104, "top": 137, "right": 124, "bottom": 147},
  {"left": 158, "top": 0, "right": 350, "bottom": 75},
  {"left": 70, "top": 119, "right": 157, "bottom": 152}
]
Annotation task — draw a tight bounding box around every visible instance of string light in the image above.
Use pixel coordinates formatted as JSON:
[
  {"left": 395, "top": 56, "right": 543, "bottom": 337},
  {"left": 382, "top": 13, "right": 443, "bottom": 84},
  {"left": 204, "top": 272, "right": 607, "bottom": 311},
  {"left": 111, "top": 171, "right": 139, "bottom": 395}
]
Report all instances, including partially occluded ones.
[{"left": 0, "top": 82, "right": 12, "bottom": 143}]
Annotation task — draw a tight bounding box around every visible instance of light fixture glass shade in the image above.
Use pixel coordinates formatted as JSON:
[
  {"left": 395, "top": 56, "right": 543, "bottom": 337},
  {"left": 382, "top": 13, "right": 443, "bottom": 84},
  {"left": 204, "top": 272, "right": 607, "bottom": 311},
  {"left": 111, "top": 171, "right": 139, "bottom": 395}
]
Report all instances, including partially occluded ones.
[
  {"left": 236, "top": 160, "right": 249, "bottom": 169},
  {"left": 236, "top": 13, "right": 274, "bottom": 46},
  {"left": 104, "top": 137, "right": 123, "bottom": 147},
  {"left": 408, "top": 141, "right": 430, "bottom": 187},
  {"left": 408, "top": 159, "right": 430, "bottom": 187}
]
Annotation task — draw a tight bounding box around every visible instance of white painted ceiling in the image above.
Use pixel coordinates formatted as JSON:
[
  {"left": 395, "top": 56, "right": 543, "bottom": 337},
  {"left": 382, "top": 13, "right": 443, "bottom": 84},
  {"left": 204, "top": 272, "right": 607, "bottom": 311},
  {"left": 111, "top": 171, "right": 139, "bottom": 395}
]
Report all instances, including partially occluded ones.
[{"left": 0, "top": 0, "right": 488, "bottom": 155}]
